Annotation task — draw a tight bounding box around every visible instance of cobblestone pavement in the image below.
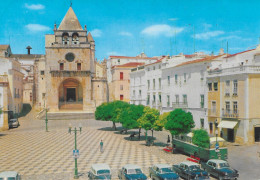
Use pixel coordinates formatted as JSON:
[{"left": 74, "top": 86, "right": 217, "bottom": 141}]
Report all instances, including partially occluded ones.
[{"left": 0, "top": 118, "right": 189, "bottom": 180}]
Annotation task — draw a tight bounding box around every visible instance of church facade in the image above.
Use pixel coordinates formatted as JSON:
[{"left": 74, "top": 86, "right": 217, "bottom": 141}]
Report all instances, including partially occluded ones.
[{"left": 42, "top": 7, "right": 107, "bottom": 112}]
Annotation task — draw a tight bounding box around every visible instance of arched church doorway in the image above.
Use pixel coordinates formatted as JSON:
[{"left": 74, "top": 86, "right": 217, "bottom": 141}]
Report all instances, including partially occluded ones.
[{"left": 58, "top": 78, "right": 83, "bottom": 110}]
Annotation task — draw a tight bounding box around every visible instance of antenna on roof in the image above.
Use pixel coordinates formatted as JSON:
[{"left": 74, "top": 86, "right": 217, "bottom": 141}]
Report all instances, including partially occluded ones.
[{"left": 70, "top": 0, "right": 72, "bottom": 7}]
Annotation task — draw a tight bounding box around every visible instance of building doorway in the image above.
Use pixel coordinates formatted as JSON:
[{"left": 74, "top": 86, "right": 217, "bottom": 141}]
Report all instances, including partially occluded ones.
[
  {"left": 67, "top": 88, "right": 76, "bottom": 102},
  {"left": 227, "top": 129, "right": 234, "bottom": 142},
  {"left": 255, "top": 127, "right": 260, "bottom": 142}
]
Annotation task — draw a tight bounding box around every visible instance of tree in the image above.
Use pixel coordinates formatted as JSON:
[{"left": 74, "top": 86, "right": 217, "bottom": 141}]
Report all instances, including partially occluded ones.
[
  {"left": 95, "top": 101, "right": 130, "bottom": 130},
  {"left": 119, "top": 104, "right": 144, "bottom": 139},
  {"left": 137, "top": 107, "right": 160, "bottom": 142},
  {"left": 192, "top": 129, "right": 210, "bottom": 148},
  {"left": 153, "top": 112, "right": 170, "bottom": 131},
  {"left": 165, "top": 109, "right": 195, "bottom": 149}
]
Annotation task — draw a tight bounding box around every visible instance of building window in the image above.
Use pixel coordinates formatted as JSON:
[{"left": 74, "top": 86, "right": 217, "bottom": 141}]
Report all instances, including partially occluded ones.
[
  {"left": 72, "top": 32, "right": 79, "bottom": 44},
  {"left": 77, "top": 63, "right": 81, "bottom": 70},
  {"left": 120, "top": 95, "right": 124, "bottom": 100},
  {"left": 120, "top": 85, "right": 123, "bottom": 90},
  {"left": 212, "top": 101, "right": 216, "bottom": 114},
  {"left": 214, "top": 82, "right": 218, "bottom": 91},
  {"left": 139, "top": 90, "right": 141, "bottom": 96},
  {"left": 233, "top": 80, "right": 238, "bottom": 95},
  {"left": 167, "top": 95, "right": 170, "bottom": 107},
  {"left": 159, "top": 94, "right": 161, "bottom": 103},
  {"left": 200, "top": 95, "right": 204, "bottom": 108},
  {"left": 175, "top": 95, "right": 179, "bottom": 104},
  {"left": 153, "top": 66, "right": 155, "bottom": 70},
  {"left": 159, "top": 65, "right": 161, "bottom": 69},
  {"left": 153, "top": 79, "right": 155, "bottom": 90},
  {"left": 233, "top": 101, "right": 238, "bottom": 114},
  {"left": 153, "top": 94, "right": 156, "bottom": 104},
  {"left": 226, "top": 80, "right": 230, "bottom": 86},
  {"left": 147, "top": 95, "right": 150, "bottom": 105},
  {"left": 147, "top": 68, "right": 150, "bottom": 71},
  {"left": 200, "top": 119, "right": 204, "bottom": 128},
  {"left": 118, "top": 59, "right": 120, "bottom": 64},
  {"left": 133, "top": 90, "right": 135, "bottom": 96},
  {"left": 40, "top": 71, "right": 44, "bottom": 75},
  {"left": 30, "top": 92, "right": 32, "bottom": 101},
  {"left": 225, "top": 101, "right": 230, "bottom": 114},
  {"left": 60, "top": 63, "right": 64, "bottom": 70},
  {"left": 209, "top": 122, "right": 213, "bottom": 134},
  {"left": 120, "top": 72, "right": 123, "bottom": 80},
  {"left": 175, "top": 74, "right": 178, "bottom": 83},
  {"left": 208, "top": 83, "right": 212, "bottom": 91},
  {"left": 62, "top": 32, "right": 69, "bottom": 45},
  {"left": 14, "top": 88, "right": 16, "bottom": 98},
  {"left": 183, "top": 94, "right": 187, "bottom": 104},
  {"left": 184, "top": 73, "right": 187, "bottom": 82},
  {"left": 168, "top": 76, "right": 170, "bottom": 85},
  {"left": 159, "top": 78, "right": 161, "bottom": 89},
  {"left": 147, "top": 80, "right": 150, "bottom": 90}
]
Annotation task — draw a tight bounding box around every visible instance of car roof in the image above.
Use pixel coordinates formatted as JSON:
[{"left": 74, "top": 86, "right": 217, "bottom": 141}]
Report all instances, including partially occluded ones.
[
  {"left": 208, "top": 159, "right": 227, "bottom": 163},
  {"left": 180, "top": 161, "right": 199, "bottom": 166},
  {"left": 0, "top": 171, "right": 18, "bottom": 177},
  {"left": 154, "top": 164, "right": 171, "bottom": 168},
  {"left": 123, "top": 164, "right": 141, "bottom": 169},
  {"left": 91, "top": 164, "right": 111, "bottom": 171}
]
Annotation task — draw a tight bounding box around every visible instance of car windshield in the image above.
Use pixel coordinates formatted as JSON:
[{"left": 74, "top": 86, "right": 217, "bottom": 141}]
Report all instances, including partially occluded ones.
[
  {"left": 189, "top": 165, "right": 201, "bottom": 171},
  {"left": 8, "top": 178, "right": 16, "bottom": 180},
  {"left": 160, "top": 168, "right": 172, "bottom": 174},
  {"left": 97, "top": 170, "right": 110, "bottom": 175},
  {"left": 127, "top": 168, "right": 142, "bottom": 174},
  {"left": 219, "top": 162, "right": 230, "bottom": 168}
]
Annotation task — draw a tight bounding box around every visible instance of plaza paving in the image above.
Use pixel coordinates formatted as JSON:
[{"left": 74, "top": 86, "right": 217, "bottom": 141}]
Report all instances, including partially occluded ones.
[{"left": 0, "top": 118, "right": 187, "bottom": 180}]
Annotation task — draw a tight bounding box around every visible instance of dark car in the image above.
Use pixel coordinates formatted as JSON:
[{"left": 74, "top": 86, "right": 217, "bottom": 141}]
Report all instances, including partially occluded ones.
[
  {"left": 88, "top": 163, "right": 111, "bottom": 179},
  {"left": 172, "top": 161, "right": 209, "bottom": 179},
  {"left": 8, "top": 118, "right": 20, "bottom": 128},
  {"left": 149, "top": 164, "right": 179, "bottom": 180},
  {"left": 118, "top": 164, "right": 147, "bottom": 180},
  {"left": 201, "top": 159, "right": 239, "bottom": 180}
]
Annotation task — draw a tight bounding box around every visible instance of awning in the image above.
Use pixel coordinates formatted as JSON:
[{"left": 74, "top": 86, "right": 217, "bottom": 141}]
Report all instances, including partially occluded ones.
[{"left": 218, "top": 121, "right": 238, "bottom": 129}]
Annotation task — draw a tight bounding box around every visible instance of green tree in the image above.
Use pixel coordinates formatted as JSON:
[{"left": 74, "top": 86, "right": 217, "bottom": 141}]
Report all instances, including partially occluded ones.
[
  {"left": 153, "top": 112, "right": 170, "bottom": 131},
  {"left": 137, "top": 107, "right": 160, "bottom": 142},
  {"left": 119, "top": 104, "right": 144, "bottom": 139},
  {"left": 95, "top": 102, "right": 108, "bottom": 120},
  {"left": 192, "top": 129, "right": 210, "bottom": 148},
  {"left": 165, "top": 109, "right": 195, "bottom": 149}
]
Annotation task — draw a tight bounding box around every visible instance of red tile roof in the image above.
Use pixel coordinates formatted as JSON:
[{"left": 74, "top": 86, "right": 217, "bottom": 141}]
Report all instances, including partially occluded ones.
[
  {"left": 144, "top": 56, "right": 166, "bottom": 66},
  {"left": 175, "top": 55, "right": 223, "bottom": 67},
  {"left": 112, "top": 62, "right": 145, "bottom": 68},
  {"left": 109, "top": 55, "right": 157, "bottom": 60},
  {"left": 225, "top": 49, "right": 255, "bottom": 58}
]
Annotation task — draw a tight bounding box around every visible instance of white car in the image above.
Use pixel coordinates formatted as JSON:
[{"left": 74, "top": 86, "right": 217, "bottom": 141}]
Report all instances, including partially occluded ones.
[
  {"left": 0, "top": 171, "right": 20, "bottom": 180},
  {"left": 88, "top": 163, "right": 111, "bottom": 179}
]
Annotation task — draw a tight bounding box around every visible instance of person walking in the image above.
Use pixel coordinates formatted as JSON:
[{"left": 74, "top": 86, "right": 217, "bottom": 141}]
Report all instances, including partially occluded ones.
[
  {"left": 167, "top": 135, "right": 170, "bottom": 146},
  {"left": 100, "top": 140, "right": 104, "bottom": 152}
]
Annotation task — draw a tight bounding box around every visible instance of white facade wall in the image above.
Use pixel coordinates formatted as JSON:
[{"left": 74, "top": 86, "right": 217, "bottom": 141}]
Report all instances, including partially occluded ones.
[
  {"left": 130, "top": 67, "right": 146, "bottom": 105},
  {"left": 0, "top": 87, "right": 4, "bottom": 127}
]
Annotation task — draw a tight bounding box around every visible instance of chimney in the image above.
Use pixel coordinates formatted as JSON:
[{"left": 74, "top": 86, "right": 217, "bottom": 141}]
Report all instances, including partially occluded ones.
[{"left": 26, "top": 46, "right": 32, "bottom": 55}]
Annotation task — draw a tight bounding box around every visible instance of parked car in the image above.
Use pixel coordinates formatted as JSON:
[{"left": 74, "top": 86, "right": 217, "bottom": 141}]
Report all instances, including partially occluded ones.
[
  {"left": 8, "top": 119, "right": 19, "bottom": 128},
  {"left": 118, "top": 164, "right": 147, "bottom": 180},
  {"left": 172, "top": 161, "right": 209, "bottom": 179},
  {"left": 149, "top": 164, "right": 179, "bottom": 180},
  {"left": 0, "top": 171, "right": 20, "bottom": 180},
  {"left": 88, "top": 163, "right": 111, "bottom": 179},
  {"left": 201, "top": 159, "right": 239, "bottom": 180}
]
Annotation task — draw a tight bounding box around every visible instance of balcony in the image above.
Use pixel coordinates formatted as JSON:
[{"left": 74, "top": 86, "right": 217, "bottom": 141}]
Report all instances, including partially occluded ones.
[
  {"left": 172, "top": 102, "right": 188, "bottom": 109},
  {"left": 208, "top": 65, "right": 260, "bottom": 76},
  {"left": 0, "top": 75, "right": 8, "bottom": 83},
  {"left": 222, "top": 109, "right": 239, "bottom": 118},
  {"left": 208, "top": 109, "right": 219, "bottom": 116}
]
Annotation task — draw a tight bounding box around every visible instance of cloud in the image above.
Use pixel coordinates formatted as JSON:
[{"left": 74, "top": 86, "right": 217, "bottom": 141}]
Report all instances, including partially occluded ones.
[
  {"left": 107, "top": 52, "right": 123, "bottom": 56},
  {"left": 25, "top": 3, "right": 45, "bottom": 10},
  {"left": 195, "top": 31, "right": 224, "bottom": 40},
  {"left": 218, "top": 35, "right": 252, "bottom": 41},
  {"left": 141, "top": 24, "right": 184, "bottom": 37},
  {"left": 91, "top": 29, "right": 102, "bottom": 37},
  {"left": 168, "top": 18, "right": 179, "bottom": 21},
  {"left": 25, "top": 24, "right": 50, "bottom": 32},
  {"left": 203, "top": 23, "right": 212, "bottom": 30},
  {"left": 119, "top": 31, "right": 133, "bottom": 37}
]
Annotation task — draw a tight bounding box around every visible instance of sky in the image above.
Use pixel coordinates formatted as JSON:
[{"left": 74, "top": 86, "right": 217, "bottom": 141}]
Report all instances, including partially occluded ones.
[{"left": 0, "top": 0, "right": 260, "bottom": 60}]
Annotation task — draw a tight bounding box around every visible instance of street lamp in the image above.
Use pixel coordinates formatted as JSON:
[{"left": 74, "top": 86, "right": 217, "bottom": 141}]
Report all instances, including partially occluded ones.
[
  {"left": 68, "top": 123, "right": 82, "bottom": 179},
  {"left": 44, "top": 100, "right": 48, "bottom": 132}
]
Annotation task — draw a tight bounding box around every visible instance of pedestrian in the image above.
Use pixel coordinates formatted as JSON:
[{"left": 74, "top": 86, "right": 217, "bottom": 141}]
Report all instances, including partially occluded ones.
[
  {"left": 100, "top": 139, "right": 104, "bottom": 153},
  {"left": 167, "top": 135, "right": 170, "bottom": 145}
]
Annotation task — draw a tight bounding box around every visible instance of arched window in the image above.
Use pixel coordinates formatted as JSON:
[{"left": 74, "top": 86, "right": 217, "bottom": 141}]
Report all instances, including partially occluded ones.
[
  {"left": 72, "top": 32, "right": 79, "bottom": 44},
  {"left": 62, "top": 32, "right": 69, "bottom": 45}
]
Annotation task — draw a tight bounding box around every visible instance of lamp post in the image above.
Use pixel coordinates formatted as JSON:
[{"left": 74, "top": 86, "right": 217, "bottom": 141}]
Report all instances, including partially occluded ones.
[
  {"left": 69, "top": 124, "right": 82, "bottom": 179},
  {"left": 44, "top": 100, "right": 48, "bottom": 132}
]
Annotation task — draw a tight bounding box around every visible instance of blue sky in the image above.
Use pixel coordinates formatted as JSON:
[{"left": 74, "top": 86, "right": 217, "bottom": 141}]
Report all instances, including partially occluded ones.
[{"left": 0, "top": 0, "right": 260, "bottom": 60}]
